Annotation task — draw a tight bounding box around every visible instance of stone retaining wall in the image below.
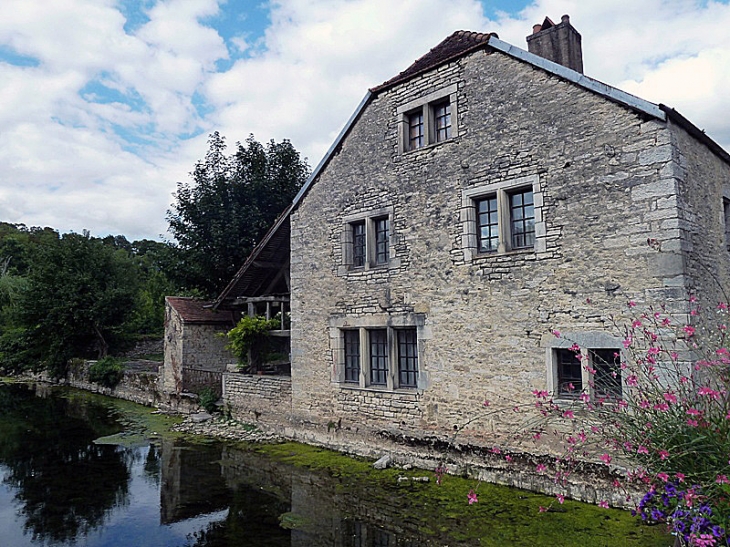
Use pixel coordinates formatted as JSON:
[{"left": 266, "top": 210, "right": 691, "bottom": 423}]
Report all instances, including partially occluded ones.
[{"left": 222, "top": 372, "right": 292, "bottom": 425}]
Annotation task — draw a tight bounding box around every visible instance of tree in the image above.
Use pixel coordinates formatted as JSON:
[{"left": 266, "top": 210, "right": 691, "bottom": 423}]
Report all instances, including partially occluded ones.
[
  {"left": 167, "top": 132, "right": 309, "bottom": 296},
  {"left": 10, "top": 232, "right": 140, "bottom": 376}
]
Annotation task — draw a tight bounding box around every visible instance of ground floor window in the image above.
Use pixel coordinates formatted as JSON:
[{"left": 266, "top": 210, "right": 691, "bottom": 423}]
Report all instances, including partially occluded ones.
[
  {"left": 549, "top": 339, "right": 622, "bottom": 402},
  {"left": 335, "top": 322, "right": 422, "bottom": 390}
]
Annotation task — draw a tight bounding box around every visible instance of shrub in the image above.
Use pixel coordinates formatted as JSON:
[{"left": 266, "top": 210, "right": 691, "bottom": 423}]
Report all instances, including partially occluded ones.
[
  {"left": 224, "top": 315, "right": 280, "bottom": 371},
  {"left": 88, "top": 357, "right": 124, "bottom": 389},
  {"left": 198, "top": 387, "right": 219, "bottom": 414}
]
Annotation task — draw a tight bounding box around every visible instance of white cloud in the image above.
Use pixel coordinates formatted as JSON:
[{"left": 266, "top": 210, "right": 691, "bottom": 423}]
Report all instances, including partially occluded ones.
[{"left": 0, "top": 0, "right": 729, "bottom": 241}]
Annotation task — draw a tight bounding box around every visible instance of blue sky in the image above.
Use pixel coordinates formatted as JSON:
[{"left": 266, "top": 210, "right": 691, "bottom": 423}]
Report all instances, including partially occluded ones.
[{"left": 0, "top": 0, "right": 728, "bottom": 240}]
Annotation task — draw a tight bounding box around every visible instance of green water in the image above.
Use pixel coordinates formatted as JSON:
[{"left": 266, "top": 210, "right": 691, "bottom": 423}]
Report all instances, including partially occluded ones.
[{"left": 0, "top": 382, "right": 672, "bottom": 546}]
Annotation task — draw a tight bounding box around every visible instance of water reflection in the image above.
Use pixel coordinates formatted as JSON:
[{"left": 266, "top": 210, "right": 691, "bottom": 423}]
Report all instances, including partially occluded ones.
[{"left": 0, "top": 384, "right": 420, "bottom": 547}]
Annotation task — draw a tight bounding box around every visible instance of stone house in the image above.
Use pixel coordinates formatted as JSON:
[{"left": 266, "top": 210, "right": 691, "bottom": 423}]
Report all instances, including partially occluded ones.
[
  {"left": 214, "top": 16, "right": 730, "bottom": 490},
  {"left": 162, "top": 296, "right": 234, "bottom": 395}
]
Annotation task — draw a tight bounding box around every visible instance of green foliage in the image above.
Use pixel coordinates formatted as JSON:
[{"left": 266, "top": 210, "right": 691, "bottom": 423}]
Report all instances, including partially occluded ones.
[
  {"left": 197, "top": 387, "right": 219, "bottom": 414},
  {"left": 166, "top": 132, "right": 309, "bottom": 296},
  {"left": 225, "top": 315, "right": 280, "bottom": 371},
  {"left": 88, "top": 357, "right": 124, "bottom": 389}
]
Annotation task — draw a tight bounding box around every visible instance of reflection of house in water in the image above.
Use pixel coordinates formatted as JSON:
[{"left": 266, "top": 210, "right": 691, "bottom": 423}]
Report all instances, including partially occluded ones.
[{"left": 158, "top": 439, "right": 230, "bottom": 524}]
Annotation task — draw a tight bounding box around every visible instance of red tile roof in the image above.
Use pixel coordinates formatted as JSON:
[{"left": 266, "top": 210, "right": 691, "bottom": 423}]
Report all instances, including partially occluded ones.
[
  {"left": 371, "top": 30, "right": 495, "bottom": 93},
  {"left": 166, "top": 296, "right": 234, "bottom": 324}
]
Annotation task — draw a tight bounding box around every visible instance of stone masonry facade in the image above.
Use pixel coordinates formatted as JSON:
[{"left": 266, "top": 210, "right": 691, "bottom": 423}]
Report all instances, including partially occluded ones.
[{"left": 288, "top": 40, "right": 730, "bottom": 455}]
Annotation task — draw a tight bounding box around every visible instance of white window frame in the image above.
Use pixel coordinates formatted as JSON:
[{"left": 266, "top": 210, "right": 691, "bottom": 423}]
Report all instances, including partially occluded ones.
[
  {"left": 340, "top": 207, "right": 399, "bottom": 273},
  {"left": 546, "top": 332, "right": 624, "bottom": 402},
  {"left": 397, "top": 84, "right": 458, "bottom": 153},
  {"left": 461, "top": 174, "right": 545, "bottom": 261}
]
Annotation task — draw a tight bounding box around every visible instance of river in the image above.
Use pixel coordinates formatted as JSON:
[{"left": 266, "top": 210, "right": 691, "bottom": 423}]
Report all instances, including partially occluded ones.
[{"left": 0, "top": 382, "right": 671, "bottom": 546}]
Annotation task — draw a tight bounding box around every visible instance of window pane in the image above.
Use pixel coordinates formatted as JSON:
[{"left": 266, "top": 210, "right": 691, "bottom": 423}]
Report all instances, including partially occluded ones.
[
  {"left": 409, "top": 111, "right": 424, "bottom": 150},
  {"left": 556, "top": 349, "right": 582, "bottom": 397},
  {"left": 591, "top": 349, "right": 622, "bottom": 399},
  {"left": 510, "top": 189, "right": 535, "bottom": 249},
  {"left": 352, "top": 221, "right": 365, "bottom": 267},
  {"left": 397, "top": 328, "right": 418, "bottom": 387},
  {"left": 344, "top": 330, "right": 360, "bottom": 383},
  {"left": 369, "top": 329, "right": 388, "bottom": 385},
  {"left": 434, "top": 100, "right": 451, "bottom": 142},
  {"left": 374, "top": 217, "right": 389, "bottom": 264},
  {"left": 476, "top": 196, "right": 498, "bottom": 252}
]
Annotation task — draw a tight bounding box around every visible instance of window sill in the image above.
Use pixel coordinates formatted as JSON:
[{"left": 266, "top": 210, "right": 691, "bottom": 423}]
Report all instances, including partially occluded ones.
[
  {"left": 402, "top": 138, "right": 454, "bottom": 155},
  {"left": 338, "top": 258, "right": 401, "bottom": 276},
  {"left": 338, "top": 384, "right": 421, "bottom": 395},
  {"left": 474, "top": 247, "right": 535, "bottom": 259}
]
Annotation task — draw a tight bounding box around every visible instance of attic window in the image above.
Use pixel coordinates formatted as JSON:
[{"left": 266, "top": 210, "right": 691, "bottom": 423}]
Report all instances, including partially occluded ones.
[{"left": 397, "top": 84, "right": 458, "bottom": 153}]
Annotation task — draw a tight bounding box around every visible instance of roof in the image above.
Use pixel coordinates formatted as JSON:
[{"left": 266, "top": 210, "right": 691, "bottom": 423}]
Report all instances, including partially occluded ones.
[
  {"left": 371, "top": 31, "right": 495, "bottom": 93},
  {"left": 166, "top": 296, "right": 234, "bottom": 324}
]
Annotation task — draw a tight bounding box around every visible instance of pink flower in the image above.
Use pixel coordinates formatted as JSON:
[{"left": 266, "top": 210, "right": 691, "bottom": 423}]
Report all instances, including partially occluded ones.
[
  {"left": 637, "top": 446, "right": 649, "bottom": 455},
  {"left": 639, "top": 399, "right": 650, "bottom": 409},
  {"left": 552, "top": 330, "right": 561, "bottom": 338},
  {"left": 563, "top": 410, "right": 575, "bottom": 419},
  {"left": 632, "top": 319, "right": 642, "bottom": 328},
  {"left": 686, "top": 408, "right": 703, "bottom": 416},
  {"left": 599, "top": 454, "right": 612, "bottom": 464},
  {"left": 657, "top": 472, "right": 669, "bottom": 482},
  {"left": 482, "top": 400, "right": 490, "bottom": 407},
  {"left": 579, "top": 393, "right": 590, "bottom": 403},
  {"left": 718, "top": 302, "right": 728, "bottom": 311},
  {"left": 653, "top": 402, "right": 669, "bottom": 412},
  {"left": 567, "top": 383, "right": 575, "bottom": 392},
  {"left": 628, "top": 300, "right": 636, "bottom": 308},
  {"left": 570, "top": 343, "right": 581, "bottom": 353},
  {"left": 716, "top": 475, "right": 730, "bottom": 484},
  {"left": 687, "top": 418, "right": 699, "bottom": 427},
  {"left": 505, "top": 455, "right": 512, "bottom": 462},
  {"left": 683, "top": 325, "right": 696, "bottom": 336},
  {"left": 598, "top": 500, "right": 609, "bottom": 509},
  {"left": 536, "top": 464, "right": 547, "bottom": 473},
  {"left": 690, "top": 295, "right": 698, "bottom": 303},
  {"left": 698, "top": 386, "right": 721, "bottom": 400},
  {"left": 676, "top": 473, "right": 685, "bottom": 482},
  {"left": 538, "top": 506, "right": 548, "bottom": 513},
  {"left": 622, "top": 337, "right": 633, "bottom": 349},
  {"left": 627, "top": 375, "right": 638, "bottom": 387},
  {"left": 658, "top": 450, "right": 669, "bottom": 460},
  {"left": 467, "top": 489, "right": 478, "bottom": 505},
  {"left": 491, "top": 447, "right": 501, "bottom": 455},
  {"left": 578, "top": 431, "right": 586, "bottom": 442},
  {"left": 556, "top": 494, "right": 565, "bottom": 504},
  {"left": 532, "top": 390, "right": 549, "bottom": 398}
]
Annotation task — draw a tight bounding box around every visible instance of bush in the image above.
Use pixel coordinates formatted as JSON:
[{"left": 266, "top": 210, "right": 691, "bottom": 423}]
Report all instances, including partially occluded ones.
[
  {"left": 224, "top": 316, "right": 280, "bottom": 371},
  {"left": 198, "top": 387, "right": 219, "bottom": 414},
  {"left": 88, "top": 357, "right": 124, "bottom": 389}
]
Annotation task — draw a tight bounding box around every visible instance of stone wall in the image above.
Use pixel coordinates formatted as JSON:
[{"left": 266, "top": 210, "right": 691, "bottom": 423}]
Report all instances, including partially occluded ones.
[
  {"left": 288, "top": 46, "right": 728, "bottom": 454},
  {"left": 222, "top": 372, "right": 292, "bottom": 426},
  {"left": 65, "top": 359, "right": 161, "bottom": 407}
]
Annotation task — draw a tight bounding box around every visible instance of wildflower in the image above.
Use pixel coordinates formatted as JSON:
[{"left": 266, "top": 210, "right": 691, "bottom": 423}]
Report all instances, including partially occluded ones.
[
  {"left": 676, "top": 473, "right": 685, "bottom": 482},
  {"left": 628, "top": 300, "right": 637, "bottom": 307},
  {"left": 579, "top": 393, "right": 590, "bottom": 403},
  {"left": 538, "top": 506, "right": 548, "bottom": 513},
  {"left": 718, "top": 302, "right": 728, "bottom": 311},
  {"left": 482, "top": 400, "right": 490, "bottom": 407},
  {"left": 687, "top": 408, "right": 703, "bottom": 416},
  {"left": 467, "top": 490, "right": 478, "bottom": 505},
  {"left": 637, "top": 446, "right": 649, "bottom": 455},
  {"left": 551, "top": 330, "right": 561, "bottom": 338},
  {"left": 656, "top": 472, "right": 669, "bottom": 482},
  {"left": 653, "top": 402, "right": 669, "bottom": 412},
  {"left": 698, "top": 386, "right": 721, "bottom": 400},
  {"left": 536, "top": 464, "right": 547, "bottom": 473},
  {"left": 632, "top": 319, "right": 643, "bottom": 328},
  {"left": 556, "top": 494, "right": 564, "bottom": 504},
  {"left": 687, "top": 418, "right": 699, "bottom": 427},
  {"left": 562, "top": 410, "right": 575, "bottom": 419},
  {"left": 716, "top": 475, "right": 729, "bottom": 484},
  {"left": 622, "top": 337, "right": 633, "bottom": 349},
  {"left": 599, "top": 454, "right": 612, "bottom": 464},
  {"left": 683, "top": 325, "right": 696, "bottom": 336},
  {"left": 598, "top": 500, "right": 609, "bottom": 509},
  {"left": 577, "top": 431, "right": 586, "bottom": 442},
  {"left": 658, "top": 450, "right": 669, "bottom": 460},
  {"left": 505, "top": 455, "right": 512, "bottom": 462},
  {"left": 627, "top": 375, "right": 638, "bottom": 387}
]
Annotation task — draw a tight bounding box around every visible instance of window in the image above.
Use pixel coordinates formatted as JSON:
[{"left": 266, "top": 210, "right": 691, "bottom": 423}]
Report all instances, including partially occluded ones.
[
  {"left": 333, "top": 318, "right": 423, "bottom": 390},
  {"left": 344, "top": 330, "right": 360, "bottom": 383},
  {"left": 462, "top": 174, "right": 543, "bottom": 260},
  {"left": 548, "top": 336, "right": 623, "bottom": 402},
  {"left": 397, "top": 328, "right": 418, "bottom": 387},
  {"left": 723, "top": 198, "right": 730, "bottom": 251},
  {"left": 397, "top": 84, "right": 457, "bottom": 153},
  {"left": 369, "top": 329, "right": 388, "bottom": 385},
  {"left": 509, "top": 189, "right": 535, "bottom": 249},
  {"left": 408, "top": 111, "right": 424, "bottom": 150},
  {"left": 374, "top": 217, "right": 389, "bottom": 264},
  {"left": 342, "top": 209, "right": 395, "bottom": 272},
  {"left": 433, "top": 100, "right": 451, "bottom": 142},
  {"left": 352, "top": 221, "right": 366, "bottom": 268},
  {"left": 590, "top": 349, "right": 622, "bottom": 399},
  {"left": 476, "top": 196, "right": 499, "bottom": 252},
  {"left": 555, "top": 349, "right": 582, "bottom": 398}
]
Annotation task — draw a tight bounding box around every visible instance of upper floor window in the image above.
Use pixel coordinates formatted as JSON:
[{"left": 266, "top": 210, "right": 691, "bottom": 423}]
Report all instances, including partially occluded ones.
[
  {"left": 397, "top": 84, "right": 457, "bottom": 153},
  {"left": 509, "top": 189, "right": 535, "bottom": 249},
  {"left": 462, "top": 175, "right": 543, "bottom": 260},
  {"left": 408, "top": 112, "right": 425, "bottom": 150},
  {"left": 341, "top": 208, "right": 396, "bottom": 273},
  {"left": 433, "top": 100, "right": 451, "bottom": 142}
]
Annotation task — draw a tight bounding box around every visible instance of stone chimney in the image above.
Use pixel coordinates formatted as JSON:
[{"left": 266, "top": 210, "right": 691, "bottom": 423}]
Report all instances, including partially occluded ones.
[{"left": 526, "top": 14, "right": 583, "bottom": 73}]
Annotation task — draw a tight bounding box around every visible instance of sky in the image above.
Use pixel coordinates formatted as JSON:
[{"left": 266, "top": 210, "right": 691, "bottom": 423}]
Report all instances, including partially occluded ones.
[{"left": 1, "top": 0, "right": 729, "bottom": 242}]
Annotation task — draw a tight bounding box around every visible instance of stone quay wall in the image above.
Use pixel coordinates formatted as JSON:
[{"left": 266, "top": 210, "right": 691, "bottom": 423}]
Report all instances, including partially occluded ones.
[{"left": 222, "top": 372, "right": 292, "bottom": 426}]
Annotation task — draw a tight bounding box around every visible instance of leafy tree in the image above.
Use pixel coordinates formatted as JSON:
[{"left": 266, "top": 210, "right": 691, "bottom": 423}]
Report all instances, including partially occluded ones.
[
  {"left": 167, "top": 132, "right": 309, "bottom": 296},
  {"left": 8, "top": 232, "right": 140, "bottom": 376}
]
